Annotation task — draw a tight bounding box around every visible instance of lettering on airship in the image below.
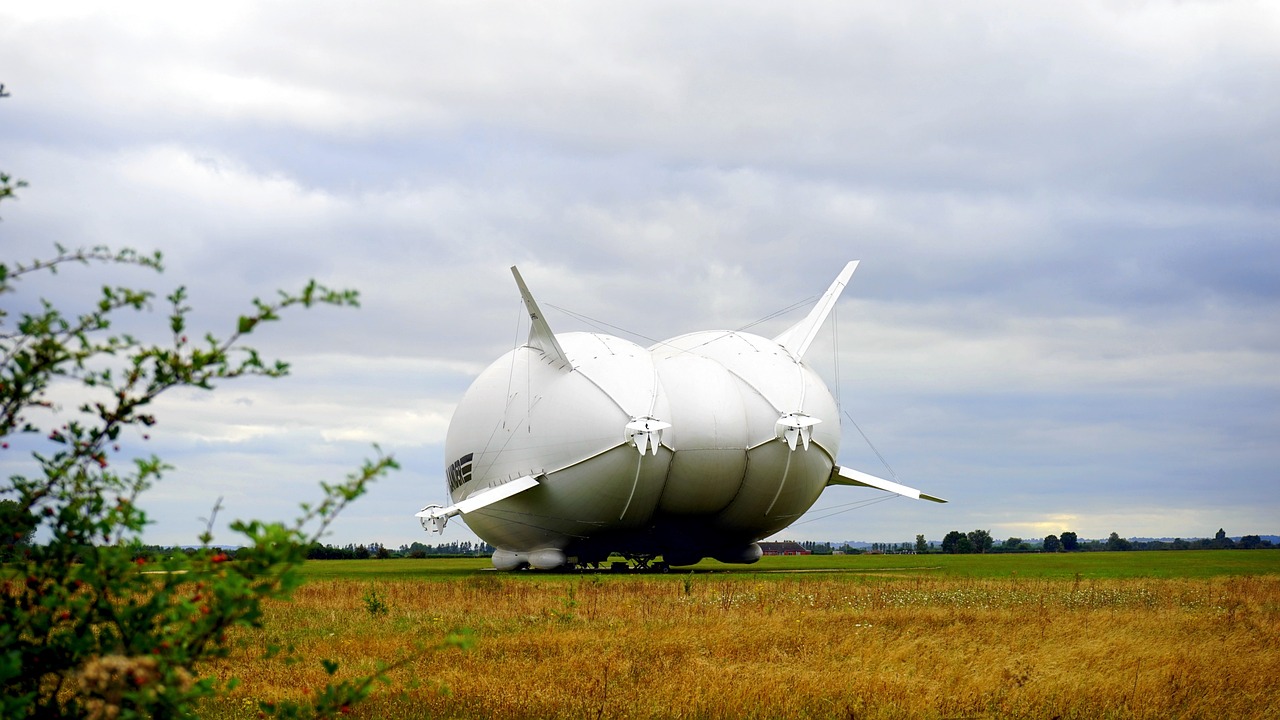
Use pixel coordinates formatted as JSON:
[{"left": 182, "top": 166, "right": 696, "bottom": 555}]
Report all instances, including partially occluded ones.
[{"left": 446, "top": 452, "right": 474, "bottom": 493}]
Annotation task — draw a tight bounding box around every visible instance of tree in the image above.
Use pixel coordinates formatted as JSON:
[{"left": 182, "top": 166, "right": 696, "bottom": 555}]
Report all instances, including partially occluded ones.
[
  {"left": 1043, "top": 534, "right": 1061, "bottom": 552},
  {"left": 1106, "top": 532, "right": 1133, "bottom": 551},
  {"left": 1210, "top": 528, "right": 1235, "bottom": 549},
  {"left": 915, "top": 534, "right": 928, "bottom": 554},
  {"left": 0, "top": 178, "right": 460, "bottom": 718},
  {"left": 967, "top": 529, "right": 993, "bottom": 554},
  {"left": 1239, "top": 535, "right": 1263, "bottom": 550},
  {"left": 1060, "top": 531, "right": 1078, "bottom": 552},
  {"left": 1003, "top": 537, "right": 1024, "bottom": 551},
  {"left": 941, "top": 530, "right": 964, "bottom": 554}
]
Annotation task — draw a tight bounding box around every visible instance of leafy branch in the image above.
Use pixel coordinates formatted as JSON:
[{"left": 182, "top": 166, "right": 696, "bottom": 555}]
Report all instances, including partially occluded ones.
[{"left": 0, "top": 177, "right": 428, "bottom": 719}]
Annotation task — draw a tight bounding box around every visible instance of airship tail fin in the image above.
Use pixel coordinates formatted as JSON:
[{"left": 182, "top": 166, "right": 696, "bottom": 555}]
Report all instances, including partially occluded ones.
[
  {"left": 829, "top": 465, "right": 947, "bottom": 503},
  {"left": 774, "top": 261, "right": 859, "bottom": 359},
  {"left": 417, "top": 474, "right": 542, "bottom": 533},
  {"left": 511, "top": 266, "right": 571, "bottom": 368}
]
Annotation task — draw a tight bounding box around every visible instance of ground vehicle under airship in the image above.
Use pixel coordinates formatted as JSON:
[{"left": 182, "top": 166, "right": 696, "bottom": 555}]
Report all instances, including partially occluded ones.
[{"left": 417, "top": 261, "right": 945, "bottom": 570}]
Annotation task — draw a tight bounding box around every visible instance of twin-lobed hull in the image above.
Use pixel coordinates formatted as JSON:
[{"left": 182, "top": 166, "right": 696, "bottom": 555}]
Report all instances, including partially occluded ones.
[
  {"left": 420, "top": 262, "right": 945, "bottom": 570},
  {"left": 444, "top": 326, "right": 838, "bottom": 569}
]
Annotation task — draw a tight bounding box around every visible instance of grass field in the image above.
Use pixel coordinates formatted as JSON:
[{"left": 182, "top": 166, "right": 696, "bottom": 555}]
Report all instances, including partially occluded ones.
[
  {"left": 295, "top": 548, "right": 1280, "bottom": 581},
  {"left": 201, "top": 551, "right": 1280, "bottom": 719}
]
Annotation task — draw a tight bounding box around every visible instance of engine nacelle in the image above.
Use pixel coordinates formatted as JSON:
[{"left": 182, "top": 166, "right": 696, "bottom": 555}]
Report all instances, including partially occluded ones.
[
  {"left": 492, "top": 548, "right": 568, "bottom": 571},
  {"left": 712, "top": 543, "right": 763, "bottom": 564}
]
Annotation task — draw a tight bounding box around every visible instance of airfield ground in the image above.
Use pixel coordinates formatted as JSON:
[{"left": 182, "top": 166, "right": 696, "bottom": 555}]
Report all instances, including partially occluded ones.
[{"left": 201, "top": 550, "right": 1280, "bottom": 719}]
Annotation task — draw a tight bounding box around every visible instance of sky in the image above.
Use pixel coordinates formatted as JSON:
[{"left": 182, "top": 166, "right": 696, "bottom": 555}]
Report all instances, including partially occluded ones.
[{"left": 2, "top": 1, "right": 1277, "bottom": 549}]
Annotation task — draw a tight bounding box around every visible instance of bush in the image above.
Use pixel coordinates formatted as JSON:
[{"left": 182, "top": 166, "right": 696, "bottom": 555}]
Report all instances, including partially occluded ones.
[{"left": 0, "top": 174, "right": 428, "bottom": 718}]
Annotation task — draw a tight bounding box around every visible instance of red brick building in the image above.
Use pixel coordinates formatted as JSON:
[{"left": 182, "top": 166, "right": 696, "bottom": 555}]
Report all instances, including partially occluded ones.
[{"left": 759, "top": 541, "right": 811, "bottom": 556}]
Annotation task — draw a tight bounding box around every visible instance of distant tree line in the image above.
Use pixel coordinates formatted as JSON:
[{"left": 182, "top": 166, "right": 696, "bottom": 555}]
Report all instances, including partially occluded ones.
[
  {"left": 857, "top": 541, "right": 921, "bottom": 554},
  {"left": 1, "top": 535, "right": 496, "bottom": 563},
  {"left": 305, "top": 541, "right": 494, "bottom": 559},
  {"left": 800, "top": 541, "right": 834, "bottom": 555},
  {"left": 926, "top": 527, "right": 1273, "bottom": 554},
  {"left": 8, "top": 504, "right": 1270, "bottom": 565},
  {"left": 396, "top": 541, "right": 494, "bottom": 558}
]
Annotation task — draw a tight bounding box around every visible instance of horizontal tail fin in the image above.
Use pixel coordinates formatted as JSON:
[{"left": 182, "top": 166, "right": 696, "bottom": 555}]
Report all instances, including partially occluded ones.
[
  {"left": 417, "top": 474, "right": 542, "bottom": 533},
  {"left": 828, "top": 465, "right": 947, "bottom": 503}
]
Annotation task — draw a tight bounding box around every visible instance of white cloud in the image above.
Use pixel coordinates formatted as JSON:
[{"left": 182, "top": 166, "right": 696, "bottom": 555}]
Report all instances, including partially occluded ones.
[{"left": 2, "top": 1, "right": 1277, "bottom": 547}]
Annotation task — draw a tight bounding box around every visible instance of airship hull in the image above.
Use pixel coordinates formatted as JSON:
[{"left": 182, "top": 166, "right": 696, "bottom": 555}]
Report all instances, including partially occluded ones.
[{"left": 419, "top": 262, "right": 946, "bottom": 570}]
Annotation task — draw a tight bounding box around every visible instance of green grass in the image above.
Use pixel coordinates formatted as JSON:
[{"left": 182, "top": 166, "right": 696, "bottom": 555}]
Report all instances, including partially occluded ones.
[
  {"left": 296, "top": 555, "right": 494, "bottom": 580},
  {"left": 297, "top": 549, "right": 1280, "bottom": 582}
]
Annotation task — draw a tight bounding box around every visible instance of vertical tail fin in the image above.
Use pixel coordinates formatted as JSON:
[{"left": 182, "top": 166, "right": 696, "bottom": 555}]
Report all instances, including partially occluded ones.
[
  {"left": 511, "top": 266, "right": 571, "bottom": 368},
  {"left": 773, "top": 261, "right": 858, "bottom": 359}
]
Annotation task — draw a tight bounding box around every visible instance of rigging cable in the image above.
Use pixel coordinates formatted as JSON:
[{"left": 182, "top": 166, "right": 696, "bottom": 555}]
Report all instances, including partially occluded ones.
[
  {"left": 472, "top": 300, "right": 527, "bottom": 488},
  {"left": 845, "top": 410, "right": 900, "bottom": 482},
  {"left": 791, "top": 493, "right": 901, "bottom": 526},
  {"left": 737, "top": 295, "right": 819, "bottom": 332},
  {"left": 545, "top": 303, "right": 661, "bottom": 345},
  {"left": 503, "top": 298, "right": 523, "bottom": 427},
  {"left": 547, "top": 292, "right": 821, "bottom": 347}
]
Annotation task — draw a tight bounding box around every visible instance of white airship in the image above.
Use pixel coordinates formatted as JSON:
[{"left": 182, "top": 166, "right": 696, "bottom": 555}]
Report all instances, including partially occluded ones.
[{"left": 417, "top": 261, "right": 945, "bottom": 570}]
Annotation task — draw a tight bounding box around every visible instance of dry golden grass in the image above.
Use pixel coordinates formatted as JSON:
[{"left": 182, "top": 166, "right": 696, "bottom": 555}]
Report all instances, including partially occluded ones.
[{"left": 202, "top": 572, "right": 1280, "bottom": 719}]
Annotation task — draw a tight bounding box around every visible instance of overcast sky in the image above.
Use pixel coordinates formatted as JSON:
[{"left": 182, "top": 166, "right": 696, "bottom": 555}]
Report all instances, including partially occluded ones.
[{"left": 3, "top": 1, "right": 1277, "bottom": 549}]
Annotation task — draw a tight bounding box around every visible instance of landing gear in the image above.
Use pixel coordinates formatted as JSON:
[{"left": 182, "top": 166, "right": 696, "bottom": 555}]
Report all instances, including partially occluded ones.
[
  {"left": 591, "top": 554, "right": 671, "bottom": 573},
  {"left": 630, "top": 554, "right": 656, "bottom": 571}
]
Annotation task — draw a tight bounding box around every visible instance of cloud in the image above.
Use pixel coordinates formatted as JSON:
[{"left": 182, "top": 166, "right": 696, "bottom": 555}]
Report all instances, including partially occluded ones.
[{"left": 2, "top": 1, "right": 1277, "bottom": 547}]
